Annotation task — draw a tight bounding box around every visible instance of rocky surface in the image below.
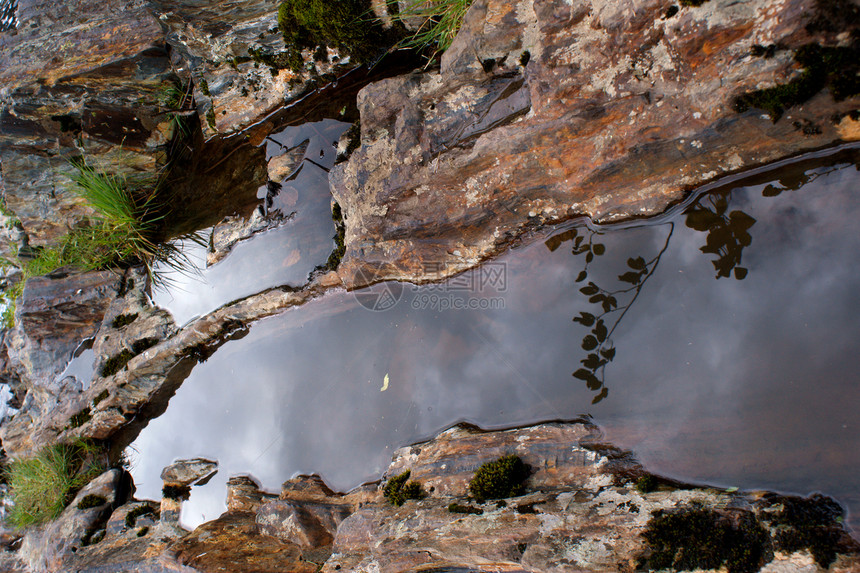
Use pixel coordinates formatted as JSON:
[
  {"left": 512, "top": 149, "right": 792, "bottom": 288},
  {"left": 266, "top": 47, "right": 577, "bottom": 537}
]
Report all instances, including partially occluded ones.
[
  {"left": 2, "top": 421, "right": 858, "bottom": 572},
  {"left": 0, "top": 0, "right": 174, "bottom": 253},
  {"left": 1, "top": 0, "right": 860, "bottom": 571},
  {"left": 331, "top": 0, "right": 860, "bottom": 286}
]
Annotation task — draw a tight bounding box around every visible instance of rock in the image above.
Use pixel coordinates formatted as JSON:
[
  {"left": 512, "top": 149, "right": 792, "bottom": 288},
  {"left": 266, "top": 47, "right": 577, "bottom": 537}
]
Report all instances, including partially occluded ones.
[
  {"left": 330, "top": 0, "right": 860, "bottom": 286},
  {"left": 0, "top": 0, "right": 175, "bottom": 253},
  {"left": 146, "top": 0, "right": 354, "bottom": 139},
  {"left": 164, "top": 511, "right": 319, "bottom": 573},
  {"left": 267, "top": 139, "right": 309, "bottom": 182},
  {"left": 18, "top": 468, "right": 132, "bottom": 572},
  {"left": 160, "top": 458, "right": 218, "bottom": 487},
  {"left": 256, "top": 500, "right": 350, "bottom": 548},
  {"left": 0, "top": 270, "right": 121, "bottom": 456},
  {"left": 321, "top": 421, "right": 860, "bottom": 573},
  {"left": 207, "top": 207, "right": 289, "bottom": 267},
  {"left": 70, "top": 499, "right": 183, "bottom": 573},
  {"left": 0, "top": 267, "right": 180, "bottom": 458},
  {"left": 226, "top": 475, "right": 275, "bottom": 513}
]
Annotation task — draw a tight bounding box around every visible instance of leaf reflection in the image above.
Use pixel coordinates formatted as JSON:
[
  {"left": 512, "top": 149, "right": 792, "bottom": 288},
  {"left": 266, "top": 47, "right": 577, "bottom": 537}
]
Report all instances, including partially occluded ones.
[{"left": 547, "top": 225, "right": 674, "bottom": 404}]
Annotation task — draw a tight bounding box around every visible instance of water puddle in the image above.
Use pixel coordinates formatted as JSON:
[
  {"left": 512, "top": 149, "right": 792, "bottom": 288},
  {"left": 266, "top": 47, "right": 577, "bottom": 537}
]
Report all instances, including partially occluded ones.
[
  {"left": 130, "top": 147, "right": 860, "bottom": 532},
  {"left": 153, "top": 119, "right": 349, "bottom": 325},
  {"left": 55, "top": 338, "right": 95, "bottom": 391}
]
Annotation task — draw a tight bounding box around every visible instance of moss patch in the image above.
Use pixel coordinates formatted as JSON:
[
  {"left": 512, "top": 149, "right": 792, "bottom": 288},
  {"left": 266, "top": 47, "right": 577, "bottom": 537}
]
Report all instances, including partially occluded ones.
[
  {"left": 81, "top": 527, "right": 106, "bottom": 546},
  {"left": 325, "top": 201, "right": 346, "bottom": 270},
  {"left": 448, "top": 502, "right": 483, "bottom": 515},
  {"left": 69, "top": 407, "right": 92, "bottom": 429},
  {"left": 383, "top": 470, "right": 425, "bottom": 506},
  {"left": 468, "top": 454, "right": 529, "bottom": 503},
  {"left": 277, "top": 0, "right": 388, "bottom": 67},
  {"left": 131, "top": 337, "right": 159, "bottom": 354},
  {"left": 206, "top": 108, "right": 217, "bottom": 130},
  {"left": 137, "top": 525, "right": 150, "bottom": 537},
  {"left": 636, "top": 474, "right": 658, "bottom": 493},
  {"left": 76, "top": 494, "right": 107, "bottom": 510},
  {"left": 92, "top": 389, "right": 109, "bottom": 406},
  {"left": 125, "top": 504, "right": 157, "bottom": 528},
  {"left": 111, "top": 313, "right": 138, "bottom": 328},
  {"left": 759, "top": 494, "right": 847, "bottom": 568},
  {"left": 162, "top": 484, "right": 191, "bottom": 501},
  {"left": 100, "top": 349, "right": 134, "bottom": 377},
  {"left": 734, "top": 43, "right": 860, "bottom": 120},
  {"left": 679, "top": 0, "right": 709, "bottom": 5},
  {"left": 640, "top": 506, "right": 770, "bottom": 573}
]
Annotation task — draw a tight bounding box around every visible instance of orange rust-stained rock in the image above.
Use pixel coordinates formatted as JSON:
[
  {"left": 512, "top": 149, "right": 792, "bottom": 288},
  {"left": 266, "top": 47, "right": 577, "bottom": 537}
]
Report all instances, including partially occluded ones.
[
  {"left": 164, "top": 511, "right": 318, "bottom": 573},
  {"left": 331, "top": 0, "right": 860, "bottom": 287}
]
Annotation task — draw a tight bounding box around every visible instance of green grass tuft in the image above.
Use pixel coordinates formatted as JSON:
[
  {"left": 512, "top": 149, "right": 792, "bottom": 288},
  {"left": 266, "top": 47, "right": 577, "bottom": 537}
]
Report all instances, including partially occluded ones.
[
  {"left": 389, "top": 0, "right": 473, "bottom": 56},
  {"left": 4, "top": 440, "right": 105, "bottom": 528}
]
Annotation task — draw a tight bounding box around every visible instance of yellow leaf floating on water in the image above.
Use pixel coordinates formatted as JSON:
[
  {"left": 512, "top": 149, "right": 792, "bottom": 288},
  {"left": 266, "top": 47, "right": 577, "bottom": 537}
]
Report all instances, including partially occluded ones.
[{"left": 381, "top": 373, "right": 389, "bottom": 392}]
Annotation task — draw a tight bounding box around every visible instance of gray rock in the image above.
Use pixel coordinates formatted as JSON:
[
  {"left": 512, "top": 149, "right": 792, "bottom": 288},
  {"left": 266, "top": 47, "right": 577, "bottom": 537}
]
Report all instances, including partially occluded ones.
[{"left": 160, "top": 458, "right": 218, "bottom": 487}]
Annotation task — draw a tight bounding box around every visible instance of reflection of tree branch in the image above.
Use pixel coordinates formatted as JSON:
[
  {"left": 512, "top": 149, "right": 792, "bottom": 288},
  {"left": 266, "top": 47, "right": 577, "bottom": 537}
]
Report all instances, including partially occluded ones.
[
  {"left": 548, "top": 223, "right": 674, "bottom": 404},
  {"left": 685, "top": 191, "right": 755, "bottom": 280},
  {"left": 605, "top": 223, "right": 674, "bottom": 342}
]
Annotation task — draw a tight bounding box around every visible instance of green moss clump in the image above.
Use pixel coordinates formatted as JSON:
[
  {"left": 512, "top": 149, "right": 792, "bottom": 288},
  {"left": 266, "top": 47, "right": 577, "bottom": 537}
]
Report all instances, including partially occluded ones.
[
  {"left": 640, "top": 507, "right": 770, "bottom": 573},
  {"left": 383, "top": 470, "right": 425, "bottom": 506},
  {"left": 680, "top": 0, "right": 709, "bottom": 5},
  {"left": 636, "top": 474, "right": 658, "bottom": 494},
  {"left": 92, "top": 390, "right": 110, "bottom": 406},
  {"left": 734, "top": 43, "right": 860, "bottom": 121},
  {"left": 448, "top": 502, "right": 483, "bottom": 515},
  {"left": 162, "top": 484, "right": 191, "bottom": 501},
  {"left": 760, "top": 494, "right": 846, "bottom": 568},
  {"left": 181, "top": 342, "right": 215, "bottom": 363},
  {"left": 325, "top": 201, "right": 347, "bottom": 270},
  {"left": 136, "top": 526, "right": 150, "bottom": 537},
  {"left": 111, "top": 313, "right": 138, "bottom": 328},
  {"left": 277, "top": 0, "right": 386, "bottom": 67},
  {"left": 125, "top": 504, "right": 157, "bottom": 528},
  {"left": 131, "top": 337, "right": 159, "bottom": 354},
  {"left": 468, "top": 454, "right": 529, "bottom": 503},
  {"left": 69, "top": 407, "right": 92, "bottom": 428},
  {"left": 199, "top": 77, "right": 211, "bottom": 97},
  {"left": 81, "top": 527, "right": 106, "bottom": 546},
  {"left": 206, "top": 108, "right": 217, "bottom": 130},
  {"left": 100, "top": 349, "right": 134, "bottom": 377},
  {"left": 76, "top": 494, "right": 107, "bottom": 510}
]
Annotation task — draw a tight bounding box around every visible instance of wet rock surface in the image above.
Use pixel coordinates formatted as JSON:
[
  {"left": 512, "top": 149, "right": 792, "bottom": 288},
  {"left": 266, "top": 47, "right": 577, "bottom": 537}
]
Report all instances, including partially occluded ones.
[
  {"left": 331, "top": 0, "right": 860, "bottom": 286},
  {"left": 1, "top": 0, "right": 860, "bottom": 571},
  {"left": 3, "top": 421, "right": 857, "bottom": 572},
  {"left": 0, "top": 0, "right": 173, "bottom": 252}
]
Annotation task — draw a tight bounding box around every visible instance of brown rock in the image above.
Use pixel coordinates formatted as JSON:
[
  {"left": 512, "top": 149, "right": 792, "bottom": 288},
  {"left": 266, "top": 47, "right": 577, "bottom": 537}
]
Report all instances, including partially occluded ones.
[
  {"left": 257, "top": 500, "right": 351, "bottom": 548},
  {"left": 330, "top": 0, "right": 860, "bottom": 286},
  {"left": 165, "top": 511, "right": 318, "bottom": 573},
  {"left": 0, "top": 0, "right": 174, "bottom": 253},
  {"left": 226, "top": 475, "right": 275, "bottom": 513},
  {"left": 18, "top": 468, "right": 131, "bottom": 572},
  {"left": 160, "top": 458, "right": 218, "bottom": 487}
]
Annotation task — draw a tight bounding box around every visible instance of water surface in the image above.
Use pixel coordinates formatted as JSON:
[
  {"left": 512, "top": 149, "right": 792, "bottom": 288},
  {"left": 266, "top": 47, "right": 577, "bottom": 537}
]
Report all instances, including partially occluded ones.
[
  {"left": 131, "top": 147, "right": 860, "bottom": 532},
  {"left": 152, "top": 119, "right": 348, "bottom": 325}
]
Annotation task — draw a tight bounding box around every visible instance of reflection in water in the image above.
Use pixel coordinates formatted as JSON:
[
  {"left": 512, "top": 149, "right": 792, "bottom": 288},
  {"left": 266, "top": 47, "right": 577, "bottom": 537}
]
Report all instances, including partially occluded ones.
[
  {"left": 548, "top": 225, "right": 674, "bottom": 404},
  {"left": 133, "top": 149, "right": 860, "bottom": 534},
  {"left": 152, "top": 120, "right": 350, "bottom": 325},
  {"left": 685, "top": 191, "right": 756, "bottom": 280}
]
